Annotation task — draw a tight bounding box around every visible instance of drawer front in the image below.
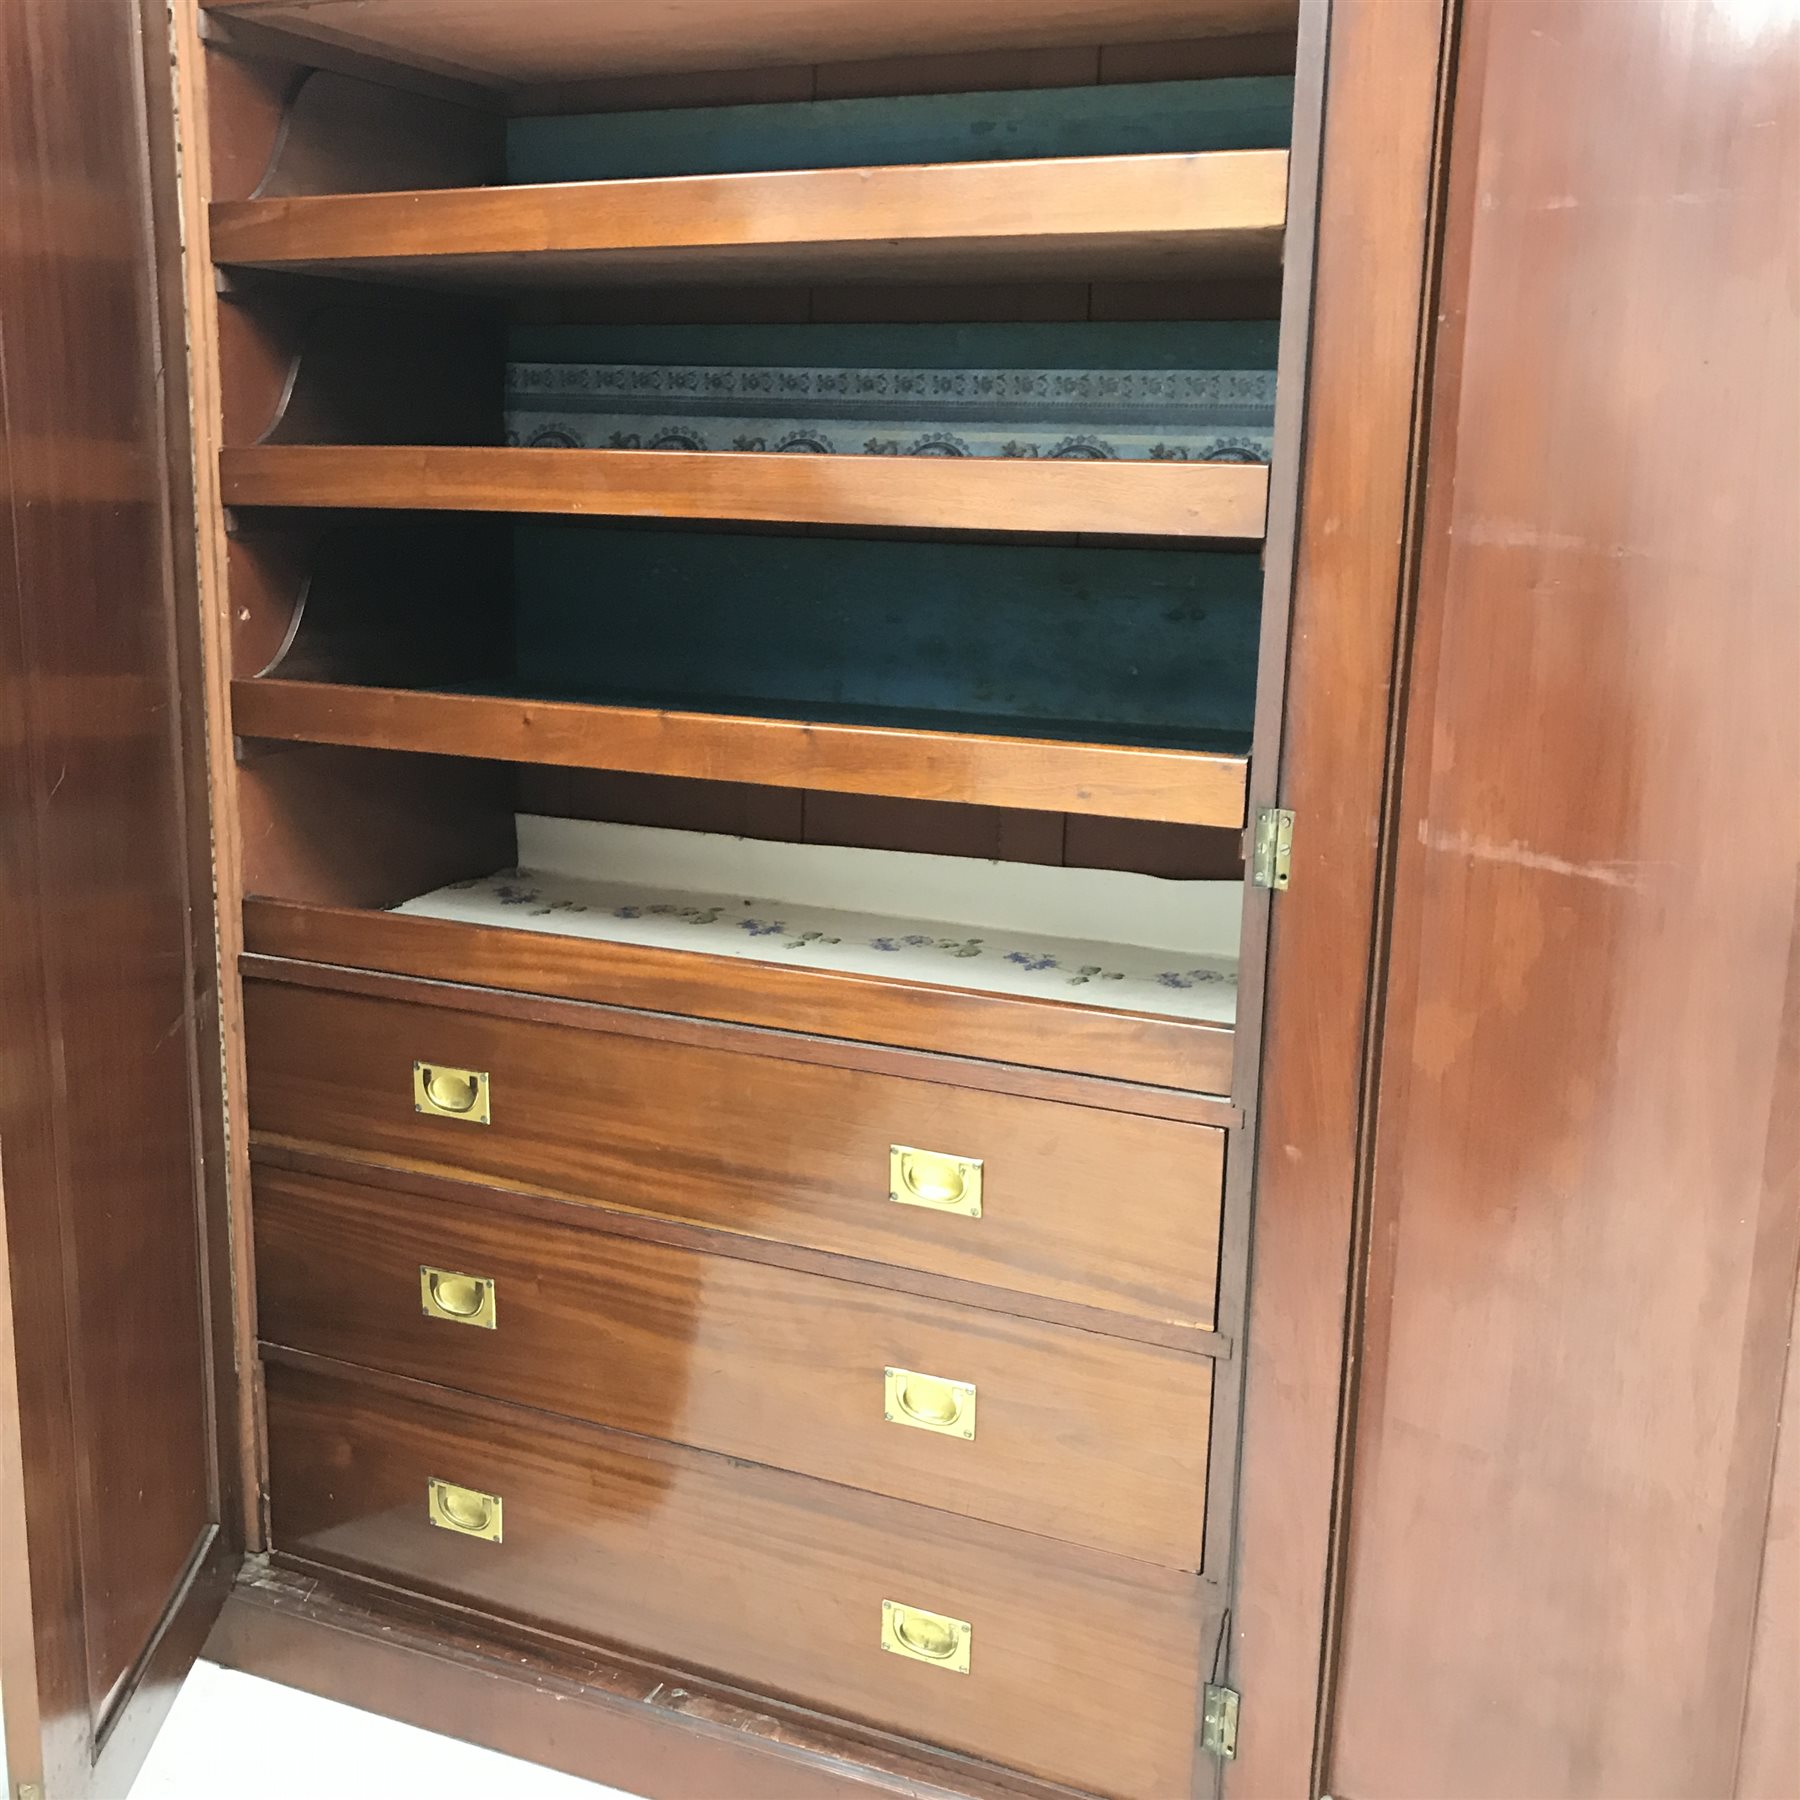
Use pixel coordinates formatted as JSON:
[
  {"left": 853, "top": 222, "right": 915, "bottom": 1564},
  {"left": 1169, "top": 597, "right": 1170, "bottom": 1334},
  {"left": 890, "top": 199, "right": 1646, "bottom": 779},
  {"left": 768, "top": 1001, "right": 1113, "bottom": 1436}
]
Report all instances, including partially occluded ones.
[
  {"left": 255, "top": 1167, "right": 1214, "bottom": 1568},
  {"left": 265, "top": 1362, "right": 1207, "bottom": 1799},
  {"left": 245, "top": 979, "right": 1224, "bottom": 1331}
]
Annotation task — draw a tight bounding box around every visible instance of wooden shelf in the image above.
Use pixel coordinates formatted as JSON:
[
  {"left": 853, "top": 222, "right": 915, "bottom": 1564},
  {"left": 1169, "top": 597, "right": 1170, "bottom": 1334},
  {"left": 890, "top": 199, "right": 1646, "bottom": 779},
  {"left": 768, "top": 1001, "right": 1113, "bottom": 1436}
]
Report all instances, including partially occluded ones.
[
  {"left": 219, "top": 446, "right": 1270, "bottom": 539},
  {"left": 210, "top": 152, "right": 1289, "bottom": 289},
  {"left": 241, "top": 899, "right": 1236, "bottom": 1095},
  {"left": 200, "top": 1, "right": 1300, "bottom": 90},
  {"left": 230, "top": 680, "right": 1251, "bottom": 829}
]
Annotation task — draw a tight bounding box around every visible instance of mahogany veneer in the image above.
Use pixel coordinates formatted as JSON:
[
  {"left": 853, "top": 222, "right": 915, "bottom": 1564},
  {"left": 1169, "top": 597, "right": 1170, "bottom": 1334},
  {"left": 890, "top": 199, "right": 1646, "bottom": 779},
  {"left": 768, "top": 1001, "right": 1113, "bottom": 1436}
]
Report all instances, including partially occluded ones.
[
  {"left": 199, "top": 0, "right": 1300, "bottom": 87},
  {"left": 1324, "top": 0, "right": 1800, "bottom": 1791},
  {"left": 264, "top": 1358, "right": 1213, "bottom": 1800},
  {"left": 35, "top": 0, "right": 1794, "bottom": 1797},
  {"left": 210, "top": 152, "right": 1289, "bottom": 290},
  {"left": 231, "top": 680, "right": 1251, "bottom": 828},
  {"left": 254, "top": 1165, "right": 1216, "bottom": 1566},
  {"left": 218, "top": 446, "right": 1272, "bottom": 540},
  {"left": 0, "top": 0, "right": 241, "bottom": 1790},
  {"left": 242, "top": 975, "right": 1227, "bottom": 1331}
]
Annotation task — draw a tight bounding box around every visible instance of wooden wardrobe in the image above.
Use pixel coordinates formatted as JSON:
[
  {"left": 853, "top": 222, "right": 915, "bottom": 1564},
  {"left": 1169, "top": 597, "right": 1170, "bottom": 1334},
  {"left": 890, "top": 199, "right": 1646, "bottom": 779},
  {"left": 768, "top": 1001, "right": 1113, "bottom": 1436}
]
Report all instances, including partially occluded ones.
[{"left": 1, "top": 1, "right": 1794, "bottom": 1798}]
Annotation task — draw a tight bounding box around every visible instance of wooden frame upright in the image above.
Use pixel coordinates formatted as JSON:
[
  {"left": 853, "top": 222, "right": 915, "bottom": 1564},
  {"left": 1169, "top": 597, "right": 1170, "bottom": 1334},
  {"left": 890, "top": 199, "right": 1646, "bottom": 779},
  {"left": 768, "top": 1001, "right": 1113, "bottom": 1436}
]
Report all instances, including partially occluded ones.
[{"left": 1222, "top": 0, "right": 1455, "bottom": 1790}]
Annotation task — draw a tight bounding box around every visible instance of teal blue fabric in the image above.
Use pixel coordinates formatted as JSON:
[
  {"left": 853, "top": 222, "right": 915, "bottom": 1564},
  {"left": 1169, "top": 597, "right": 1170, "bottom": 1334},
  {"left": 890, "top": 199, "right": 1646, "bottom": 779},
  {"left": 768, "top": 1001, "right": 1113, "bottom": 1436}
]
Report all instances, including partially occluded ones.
[
  {"left": 508, "top": 321, "right": 1281, "bottom": 374},
  {"left": 506, "top": 526, "right": 1260, "bottom": 750},
  {"left": 508, "top": 77, "right": 1294, "bottom": 183}
]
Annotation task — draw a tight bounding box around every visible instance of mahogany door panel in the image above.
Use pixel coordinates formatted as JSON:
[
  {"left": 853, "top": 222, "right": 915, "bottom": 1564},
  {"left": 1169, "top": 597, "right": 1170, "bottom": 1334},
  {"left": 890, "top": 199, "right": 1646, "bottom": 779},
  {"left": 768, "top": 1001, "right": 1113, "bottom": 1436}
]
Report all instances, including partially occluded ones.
[
  {"left": 1223, "top": 0, "right": 1451, "bottom": 1787},
  {"left": 1327, "top": 0, "right": 1800, "bottom": 1794},
  {"left": 253, "top": 1165, "right": 1216, "bottom": 1568},
  {"left": 243, "top": 977, "right": 1227, "bottom": 1332},
  {"left": 0, "top": 0, "right": 231, "bottom": 1793},
  {"left": 264, "top": 1359, "right": 1211, "bottom": 1800}
]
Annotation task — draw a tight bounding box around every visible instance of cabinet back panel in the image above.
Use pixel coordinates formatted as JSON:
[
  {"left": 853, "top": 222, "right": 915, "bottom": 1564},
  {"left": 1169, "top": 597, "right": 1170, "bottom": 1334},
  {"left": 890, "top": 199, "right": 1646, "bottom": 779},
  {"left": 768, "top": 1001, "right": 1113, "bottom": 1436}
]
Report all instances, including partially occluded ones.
[
  {"left": 500, "top": 321, "right": 1274, "bottom": 742},
  {"left": 508, "top": 76, "right": 1294, "bottom": 182},
  {"left": 511, "top": 318, "right": 1280, "bottom": 370},
  {"left": 511, "top": 527, "right": 1261, "bottom": 741}
]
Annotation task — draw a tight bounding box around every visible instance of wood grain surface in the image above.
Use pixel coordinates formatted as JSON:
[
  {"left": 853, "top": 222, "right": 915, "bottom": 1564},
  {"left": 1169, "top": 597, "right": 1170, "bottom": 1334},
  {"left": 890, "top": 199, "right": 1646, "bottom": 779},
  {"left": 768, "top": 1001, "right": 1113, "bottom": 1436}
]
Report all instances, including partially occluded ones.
[
  {"left": 1327, "top": 0, "right": 1800, "bottom": 1794},
  {"left": 243, "top": 976, "right": 1228, "bottom": 1331},
  {"left": 264, "top": 1357, "right": 1211, "bottom": 1798},
  {"left": 233, "top": 678, "right": 1251, "bottom": 828},
  {"left": 0, "top": 0, "right": 237, "bottom": 1792},
  {"left": 218, "top": 444, "right": 1272, "bottom": 539},
  {"left": 211, "top": 152, "right": 1288, "bottom": 288},
  {"left": 1223, "top": 0, "right": 1450, "bottom": 1786},
  {"left": 200, "top": 0, "right": 1299, "bottom": 87},
  {"left": 254, "top": 1164, "right": 1215, "bottom": 1566}
]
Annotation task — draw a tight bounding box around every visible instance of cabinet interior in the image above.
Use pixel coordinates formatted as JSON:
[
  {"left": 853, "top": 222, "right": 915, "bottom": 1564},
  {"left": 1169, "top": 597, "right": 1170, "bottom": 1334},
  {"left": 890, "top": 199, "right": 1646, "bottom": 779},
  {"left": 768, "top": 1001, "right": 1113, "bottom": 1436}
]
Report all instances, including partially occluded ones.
[
  {"left": 215, "top": 3, "right": 1305, "bottom": 1101},
  {"left": 187, "top": 3, "right": 1314, "bottom": 1791}
]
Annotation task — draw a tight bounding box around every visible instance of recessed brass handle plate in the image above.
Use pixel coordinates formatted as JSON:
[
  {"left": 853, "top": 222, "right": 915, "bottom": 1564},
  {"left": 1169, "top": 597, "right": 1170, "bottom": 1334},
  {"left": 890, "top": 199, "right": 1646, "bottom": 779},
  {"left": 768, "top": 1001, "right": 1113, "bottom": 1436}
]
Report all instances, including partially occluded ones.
[
  {"left": 880, "top": 1600, "right": 971, "bottom": 1674},
  {"left": 420, "top": 1265, "right": 497, "bottom": 1329},
  {"left": 413, "top": 1061, "right": 490, "bottom": 1124},
  {"left": 427, "top": 1477, "right": 503, "bottom": 1542},
  {"left": 889, "top": 1145, "right": 982, "bottom": 1218},
  {"left": 883, "top": 1366, "right": 976, "bottom": 1439}
]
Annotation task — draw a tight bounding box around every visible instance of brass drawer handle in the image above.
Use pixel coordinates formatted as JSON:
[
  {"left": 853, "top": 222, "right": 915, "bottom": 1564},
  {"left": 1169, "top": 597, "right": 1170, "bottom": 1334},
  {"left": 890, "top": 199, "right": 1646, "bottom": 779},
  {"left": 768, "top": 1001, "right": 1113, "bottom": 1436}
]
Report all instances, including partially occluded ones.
[
  {"left": 881, "top": 1600, "right": 971, "bottom": 1674},
  {"left": 420, "top": 1266, "right": 497, "bottom": 1329},
  {"left": 427, "top": 1477, "right": 502, "bottom": 1542},
  {"left": 884, "top": 1367, "right": 976, "bottom": 1439},
  {"left": 889, "top": 1146, "right": 982, "bottom": 1217},
  {"left": 414, "top": 1061, "right": 490, "bottom": 1125}
]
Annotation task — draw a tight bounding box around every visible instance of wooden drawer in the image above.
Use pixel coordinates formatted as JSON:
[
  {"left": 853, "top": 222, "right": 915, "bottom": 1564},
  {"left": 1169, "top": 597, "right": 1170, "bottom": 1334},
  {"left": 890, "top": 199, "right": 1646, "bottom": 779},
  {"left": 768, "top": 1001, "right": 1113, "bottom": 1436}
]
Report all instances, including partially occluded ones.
[
  {"left": 254, "top": 1166, "right": 1214, "bottom": 1568},
  {"left": 244, "top": 977, "right": 1225, "bottom": 1333},
  {"left": 265, "top": 1361, "right": 1209, "bottom": 1799}
]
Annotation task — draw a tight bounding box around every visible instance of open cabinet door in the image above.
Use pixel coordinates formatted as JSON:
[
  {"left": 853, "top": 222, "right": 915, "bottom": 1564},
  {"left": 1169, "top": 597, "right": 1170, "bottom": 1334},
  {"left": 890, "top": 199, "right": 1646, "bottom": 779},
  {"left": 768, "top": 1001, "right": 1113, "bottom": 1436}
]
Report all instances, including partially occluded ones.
[{"left": 0, "top": 0, "right": 238, "bottom": 1796}]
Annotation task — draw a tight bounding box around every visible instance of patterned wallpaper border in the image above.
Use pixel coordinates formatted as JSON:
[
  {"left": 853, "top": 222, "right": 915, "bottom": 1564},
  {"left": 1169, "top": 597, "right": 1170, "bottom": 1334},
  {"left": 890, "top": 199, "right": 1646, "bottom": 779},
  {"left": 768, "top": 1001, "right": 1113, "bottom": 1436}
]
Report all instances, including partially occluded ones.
[{"left": 506, "top": 362, "right": 1277, "bottom": 463}]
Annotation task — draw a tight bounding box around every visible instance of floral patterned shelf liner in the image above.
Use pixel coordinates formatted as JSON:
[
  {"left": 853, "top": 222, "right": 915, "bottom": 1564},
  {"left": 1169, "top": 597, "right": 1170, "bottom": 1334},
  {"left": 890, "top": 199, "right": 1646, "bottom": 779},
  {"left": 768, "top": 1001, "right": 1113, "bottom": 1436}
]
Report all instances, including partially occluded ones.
[
  {"left": 505, "top": 362, "right": 1276, "bottom": 463},
  {"left": 393, "top": 819, "right": 1238, "bottom": 1024}
]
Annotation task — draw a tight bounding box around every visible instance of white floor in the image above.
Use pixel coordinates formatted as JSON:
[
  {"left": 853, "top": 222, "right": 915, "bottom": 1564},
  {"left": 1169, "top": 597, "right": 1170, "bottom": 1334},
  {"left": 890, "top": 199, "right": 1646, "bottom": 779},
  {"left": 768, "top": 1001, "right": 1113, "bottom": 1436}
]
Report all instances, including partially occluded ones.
[{"left": 127, "top": 1661, "right": 642, "bottom": 1800}]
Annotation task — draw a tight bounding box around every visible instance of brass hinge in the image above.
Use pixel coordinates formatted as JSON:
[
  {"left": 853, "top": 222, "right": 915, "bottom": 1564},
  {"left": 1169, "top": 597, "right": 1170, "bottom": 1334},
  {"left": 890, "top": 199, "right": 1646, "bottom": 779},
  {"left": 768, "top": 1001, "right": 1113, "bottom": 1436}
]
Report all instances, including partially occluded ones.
[
  {"left": 1251, "top": 807, "right": 1294, "bottom": 890},
  {"left": 19, "top": 1783, "right": 45, "bottom": 1800},
  {"left": 1201, "top": 1682, "right": 1241, "bottom": 1760}
]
